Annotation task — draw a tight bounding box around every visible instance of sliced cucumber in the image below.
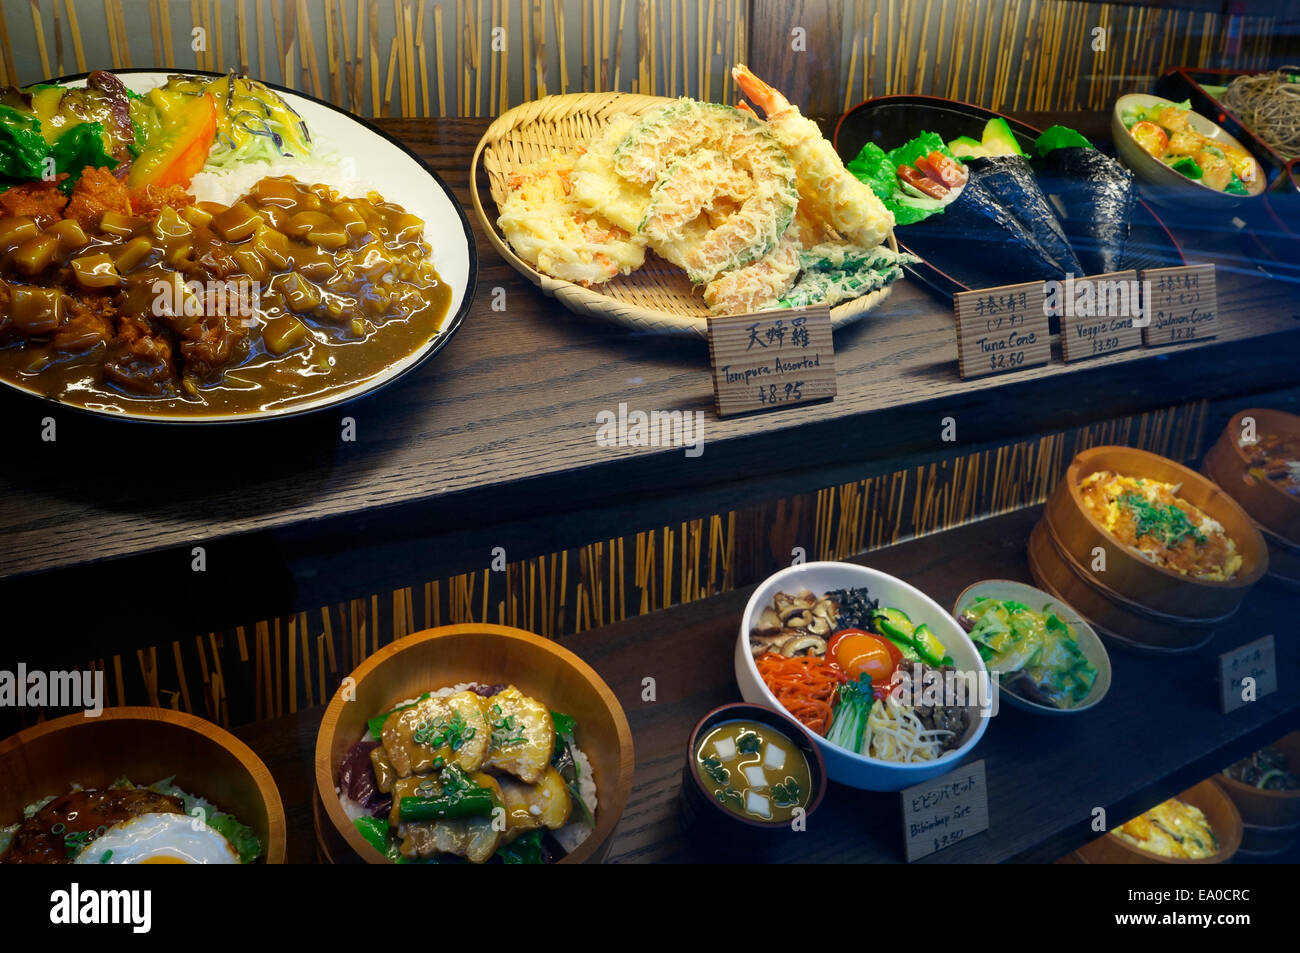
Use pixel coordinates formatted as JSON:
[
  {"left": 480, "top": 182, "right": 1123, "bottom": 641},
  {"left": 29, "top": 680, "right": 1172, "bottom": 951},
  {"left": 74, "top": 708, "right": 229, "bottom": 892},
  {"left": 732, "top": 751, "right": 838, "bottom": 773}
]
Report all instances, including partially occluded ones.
[{"left": 912, "top": 623, "right": 950, "bottom": 668}]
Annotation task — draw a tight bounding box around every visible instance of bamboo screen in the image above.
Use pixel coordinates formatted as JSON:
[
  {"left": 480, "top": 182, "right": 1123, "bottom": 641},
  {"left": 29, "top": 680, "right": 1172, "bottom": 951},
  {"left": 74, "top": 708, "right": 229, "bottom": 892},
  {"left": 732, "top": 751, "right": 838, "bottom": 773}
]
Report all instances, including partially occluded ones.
[
  {"left": 0, "top": 398, "right": 1212, "bottom": 732},
  {"left": 1, "top": 0, "right": 1288, "bottom": 117}
]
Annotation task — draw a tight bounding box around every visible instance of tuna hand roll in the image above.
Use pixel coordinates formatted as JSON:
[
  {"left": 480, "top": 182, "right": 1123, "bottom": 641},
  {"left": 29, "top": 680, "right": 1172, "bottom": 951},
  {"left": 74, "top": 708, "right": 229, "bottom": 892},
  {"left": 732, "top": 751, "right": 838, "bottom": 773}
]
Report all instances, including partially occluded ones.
[
  {"left": 1034, "top": 126, "right": 1135, "bottom": 276},
  {"left": 901, "top": 154, "right": 1082, "bottom": 287}
]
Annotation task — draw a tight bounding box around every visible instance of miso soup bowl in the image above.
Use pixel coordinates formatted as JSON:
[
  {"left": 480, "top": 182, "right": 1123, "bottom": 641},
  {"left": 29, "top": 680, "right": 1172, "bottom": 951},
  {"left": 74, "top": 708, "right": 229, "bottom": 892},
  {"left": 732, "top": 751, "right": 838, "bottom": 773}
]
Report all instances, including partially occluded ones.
[{"left": 680, "top": 702, "right": 827, "bottom": 848}]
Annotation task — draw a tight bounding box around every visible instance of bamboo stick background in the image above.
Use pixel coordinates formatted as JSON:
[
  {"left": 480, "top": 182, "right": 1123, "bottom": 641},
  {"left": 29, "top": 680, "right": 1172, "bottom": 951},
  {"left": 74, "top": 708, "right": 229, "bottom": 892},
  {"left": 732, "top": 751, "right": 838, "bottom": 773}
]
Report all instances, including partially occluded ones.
[
  {"left": 0, "top": 0, "right": 1286, "bottom": 116},
  {"left": 3, "top": 399, "right": 1214, "bottom": 731}
]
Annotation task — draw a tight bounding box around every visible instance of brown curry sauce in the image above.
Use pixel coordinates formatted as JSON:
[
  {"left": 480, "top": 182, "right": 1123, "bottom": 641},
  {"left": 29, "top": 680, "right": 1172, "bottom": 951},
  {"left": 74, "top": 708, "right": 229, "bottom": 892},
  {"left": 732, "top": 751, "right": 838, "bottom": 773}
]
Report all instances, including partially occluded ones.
[{"left": 0, "top": 174, "right": 452, "bottom": 418}]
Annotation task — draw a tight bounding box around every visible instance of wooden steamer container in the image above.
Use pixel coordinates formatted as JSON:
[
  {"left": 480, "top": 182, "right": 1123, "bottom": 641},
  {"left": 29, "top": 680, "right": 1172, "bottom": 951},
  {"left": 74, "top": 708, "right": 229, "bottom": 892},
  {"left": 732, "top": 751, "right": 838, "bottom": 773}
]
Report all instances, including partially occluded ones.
[
  {"left": 1212, "top": 731, "right": 1300, "bottom": 856},
  {"left": 1076, "top": 779, "right": 1243, "bottom": 864},
  {"left": 315, "top": 623, "right": 634, "bottom": 864},
  {"left": 0, "top": 707, "right": 286, "bottom": 863},
  {"left": 1029, "top": 446, "right": 1268, "bottom": 652},
  {"left": 1203, "top": 408, "right": 1300, "bottom": 585}
]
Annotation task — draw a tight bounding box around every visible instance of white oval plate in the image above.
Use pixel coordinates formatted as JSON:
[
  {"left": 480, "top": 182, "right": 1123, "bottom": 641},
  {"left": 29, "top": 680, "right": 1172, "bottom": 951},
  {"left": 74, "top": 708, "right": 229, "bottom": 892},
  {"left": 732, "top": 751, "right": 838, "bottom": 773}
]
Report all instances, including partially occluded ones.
[{"left": 11, "top": 69, "right": 476, "bottom": 423}]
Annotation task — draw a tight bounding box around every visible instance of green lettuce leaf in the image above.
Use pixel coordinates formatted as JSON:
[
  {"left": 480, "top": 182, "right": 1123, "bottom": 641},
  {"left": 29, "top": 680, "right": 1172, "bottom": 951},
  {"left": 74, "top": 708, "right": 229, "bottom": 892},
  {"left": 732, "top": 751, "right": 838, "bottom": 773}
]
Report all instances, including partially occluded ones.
[
  {"left": 0, "top": 105, "right": 49, "bottom": 180},
  {"left": 1034, "top": 124, "right": 1093, "bottom": 156},
  {"left": 50, "top": 122, "right": 118, "bottom": 192},
  {"left": 208, "top": 811, "right": 263, "bottom": 864},
  {"left": 886, "top": 130, "right": 954, "bottom": 169},
  {"left": 845, "top": 141, "right": 897, "bottom": 202}
]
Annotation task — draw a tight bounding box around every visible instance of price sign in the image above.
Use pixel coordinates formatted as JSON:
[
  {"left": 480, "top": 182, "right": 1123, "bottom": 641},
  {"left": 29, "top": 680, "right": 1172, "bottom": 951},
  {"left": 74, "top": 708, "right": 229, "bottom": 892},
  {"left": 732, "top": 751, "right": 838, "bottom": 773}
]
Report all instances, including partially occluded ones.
[
  {"left": 1139, "top": 263, "right": 1217, "bottom": 347},
  {"left": 1218, "top": 634, "right": 1277, "bottom": 714},
  {"left": 706, "top": 306, "right": 836, "bottom": 417},
  {"left": 1056, "top": 270, "right": 1145, "bottom": 362},
  {"left": 954, "top": 282, "right": 1051, "bottom": 379},
  {"left": 900, "top": 759, "right": 989, "bottom": 862}
]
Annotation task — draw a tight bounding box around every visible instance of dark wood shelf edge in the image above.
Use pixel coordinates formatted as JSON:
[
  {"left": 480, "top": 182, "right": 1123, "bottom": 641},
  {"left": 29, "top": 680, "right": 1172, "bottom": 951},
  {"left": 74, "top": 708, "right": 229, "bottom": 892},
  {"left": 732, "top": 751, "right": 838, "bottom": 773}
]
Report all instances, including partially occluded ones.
[{"left": 7, "top": 337, "right": 1300, "bottom": 659}]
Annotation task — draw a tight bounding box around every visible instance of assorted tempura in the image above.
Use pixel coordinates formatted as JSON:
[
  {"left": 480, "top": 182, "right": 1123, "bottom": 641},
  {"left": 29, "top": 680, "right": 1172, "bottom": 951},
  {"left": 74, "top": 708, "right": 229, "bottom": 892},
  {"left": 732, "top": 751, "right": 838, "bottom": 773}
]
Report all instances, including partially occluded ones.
[{"left": 495, "top": 64, "right": 913, "bottom": 315}]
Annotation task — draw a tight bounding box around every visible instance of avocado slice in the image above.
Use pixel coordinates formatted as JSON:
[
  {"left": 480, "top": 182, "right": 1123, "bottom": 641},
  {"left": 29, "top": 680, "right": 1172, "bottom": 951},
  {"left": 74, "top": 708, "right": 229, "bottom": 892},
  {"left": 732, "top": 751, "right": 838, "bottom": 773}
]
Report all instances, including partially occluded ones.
[
  {"left": 979, "top": 116, "right": 1025, "bottom": 157},
  {"left": 946, "top": 134, "right": 988, "bottom": 159}
]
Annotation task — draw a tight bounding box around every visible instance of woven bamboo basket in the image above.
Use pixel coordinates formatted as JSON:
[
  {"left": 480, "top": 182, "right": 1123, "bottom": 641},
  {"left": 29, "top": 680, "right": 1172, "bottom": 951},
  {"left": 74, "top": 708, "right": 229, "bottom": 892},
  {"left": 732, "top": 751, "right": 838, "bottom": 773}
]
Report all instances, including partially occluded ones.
[{"left": 470, "top": 92, "right": 901, "bottom": 338}]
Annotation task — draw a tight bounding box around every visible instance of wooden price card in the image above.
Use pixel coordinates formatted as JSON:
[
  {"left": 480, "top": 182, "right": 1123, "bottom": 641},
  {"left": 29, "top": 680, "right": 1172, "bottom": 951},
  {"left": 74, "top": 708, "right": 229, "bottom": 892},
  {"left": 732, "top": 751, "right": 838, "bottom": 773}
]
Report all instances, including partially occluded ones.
[
  {"left": 1055, "top": 271, "right": 1145, "bottom": 362},
  {"left": 1218, "top": 634, "right": 1277, "bottom": 714},
  {"left": 954, "top": 281, "right": 1050, "bottom": 379},
  {"left": 706, "top": 305, "right": 836, "bottom": 417},
  {"left": 900, "top": 759, "right": 989, "bottom": 862},
  {"left": 1139, "top": 263, "right": 1217, "bottom": 347}
]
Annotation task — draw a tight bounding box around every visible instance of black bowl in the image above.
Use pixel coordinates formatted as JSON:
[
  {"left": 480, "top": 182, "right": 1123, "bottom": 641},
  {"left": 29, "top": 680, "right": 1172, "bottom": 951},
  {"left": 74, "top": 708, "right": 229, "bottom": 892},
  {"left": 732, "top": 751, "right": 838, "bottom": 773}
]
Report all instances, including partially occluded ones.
[
  {"left": 833, "top": 94, "right": 1185, "bottom": 300},
  {"left": 679, "top": 702, "right": 827, "bottom": 852}
]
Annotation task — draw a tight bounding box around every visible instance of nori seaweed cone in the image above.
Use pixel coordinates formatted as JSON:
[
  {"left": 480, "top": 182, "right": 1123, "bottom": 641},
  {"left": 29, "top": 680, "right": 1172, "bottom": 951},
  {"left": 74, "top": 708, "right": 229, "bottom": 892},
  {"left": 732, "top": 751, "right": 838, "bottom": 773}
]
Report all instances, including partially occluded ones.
[
  {"left": 963, "top": 155, "right": 1083, "bottom": 278},
  {"left": 900, "top": 154, "right": 1082, "bottom": 288},
  {"left": 1039, "top": 146, "right": 1135, "bottom": 275}
]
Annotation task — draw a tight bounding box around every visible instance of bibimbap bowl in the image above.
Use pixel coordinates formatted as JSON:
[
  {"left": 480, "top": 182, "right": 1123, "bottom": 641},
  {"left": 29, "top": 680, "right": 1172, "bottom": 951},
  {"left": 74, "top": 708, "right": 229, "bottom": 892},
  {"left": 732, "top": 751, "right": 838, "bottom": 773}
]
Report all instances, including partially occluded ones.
[{"left": 736, "top": 562, "right": 991, "bottom": 792}]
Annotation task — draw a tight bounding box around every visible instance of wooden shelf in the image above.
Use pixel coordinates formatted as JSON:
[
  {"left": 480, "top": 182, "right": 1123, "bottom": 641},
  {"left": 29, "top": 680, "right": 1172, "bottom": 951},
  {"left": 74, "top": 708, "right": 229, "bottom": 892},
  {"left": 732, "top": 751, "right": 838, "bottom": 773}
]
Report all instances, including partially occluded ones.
[
  {"left": 234, "top": 506, "right": 1300, "bottom": 864},
  {"left": 2, "top": 114, "right": 1298, "bottom": 652}
]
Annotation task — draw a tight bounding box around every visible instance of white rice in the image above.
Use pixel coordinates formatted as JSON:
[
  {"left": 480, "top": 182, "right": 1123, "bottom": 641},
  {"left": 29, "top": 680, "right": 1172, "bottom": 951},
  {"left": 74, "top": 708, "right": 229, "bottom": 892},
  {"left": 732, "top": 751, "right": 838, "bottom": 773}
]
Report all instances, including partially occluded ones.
[
  {"left": 342, "top": 683, "right": 599, "bottom": 859},
  {"left": 551, "top": 743, "right": 598, "bottom": 854},
  {"left": 188, "top": 155, "right": 380, "bottom": 207}
]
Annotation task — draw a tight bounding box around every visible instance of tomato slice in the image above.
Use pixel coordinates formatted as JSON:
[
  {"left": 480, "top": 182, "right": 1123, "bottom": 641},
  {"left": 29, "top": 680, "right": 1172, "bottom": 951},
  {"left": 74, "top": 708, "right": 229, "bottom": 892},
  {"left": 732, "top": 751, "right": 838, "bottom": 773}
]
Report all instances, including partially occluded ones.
[{"left": 128, "top": 92, "right": 217, "bottom": 191}]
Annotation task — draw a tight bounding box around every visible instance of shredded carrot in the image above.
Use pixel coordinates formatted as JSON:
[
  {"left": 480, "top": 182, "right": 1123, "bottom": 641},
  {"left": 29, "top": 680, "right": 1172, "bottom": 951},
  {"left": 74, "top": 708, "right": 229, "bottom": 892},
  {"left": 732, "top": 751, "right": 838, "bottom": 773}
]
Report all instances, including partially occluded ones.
[{"left": 756, "top": 653, "right": 848, "bottom": 736}]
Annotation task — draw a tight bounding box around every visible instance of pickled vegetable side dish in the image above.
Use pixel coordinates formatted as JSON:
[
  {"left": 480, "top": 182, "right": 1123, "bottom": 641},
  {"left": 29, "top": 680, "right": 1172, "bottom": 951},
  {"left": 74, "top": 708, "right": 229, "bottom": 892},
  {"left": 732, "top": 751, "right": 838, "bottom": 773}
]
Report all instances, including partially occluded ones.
[{"left": 958, "top": 598, "right": 1097, "bottom": 709}]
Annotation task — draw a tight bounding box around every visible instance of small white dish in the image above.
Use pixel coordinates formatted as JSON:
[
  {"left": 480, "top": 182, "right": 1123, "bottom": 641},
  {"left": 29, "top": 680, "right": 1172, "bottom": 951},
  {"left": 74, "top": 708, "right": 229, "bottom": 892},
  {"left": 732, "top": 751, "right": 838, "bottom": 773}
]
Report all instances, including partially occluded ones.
[
  {"left": 953, "top": 579, "right": 1112, "bottom": 716},
  {"left": 1112, "top": 93, "right": 1266, "bottom": 208}
]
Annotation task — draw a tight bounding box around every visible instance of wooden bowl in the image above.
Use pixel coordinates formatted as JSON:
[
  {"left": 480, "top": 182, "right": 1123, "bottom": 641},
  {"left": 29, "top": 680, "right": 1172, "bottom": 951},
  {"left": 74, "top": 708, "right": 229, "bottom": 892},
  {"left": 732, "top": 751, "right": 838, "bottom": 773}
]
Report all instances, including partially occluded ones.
[
  {"left": 952, "top": 579, "right": 1111, "bottom": 714},
  {"left": 1076, "top": 779, "right": 1243, "bottom": 864},
  {"left": 1213, "top": 731, "right": 1300, "bottom": 829},
  {"left": 1028, "top": 518, "right": 1218, "bottom": 653},
  {"left": 0, "top": 707, "right": 285, "bottom": 863},
  {"left": 1256, "top": 526, "right": 1300, "bottom": 587},
  {"left": 315, "top": 623, "right": 634, "bottom": 864},
  {"left": 1204, "top": 408, "right": 1300, "bottom": 546},
  {"left": 1044, "top": 446, "right": 1268, "bottom": 620}
]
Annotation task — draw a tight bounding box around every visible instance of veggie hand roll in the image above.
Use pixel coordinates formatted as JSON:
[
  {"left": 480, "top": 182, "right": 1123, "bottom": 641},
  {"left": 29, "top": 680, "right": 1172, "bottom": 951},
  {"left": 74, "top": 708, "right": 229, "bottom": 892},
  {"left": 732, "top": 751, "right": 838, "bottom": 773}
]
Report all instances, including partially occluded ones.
[{"left": 1034, "top": 125, "right": 1135, "bottom": 276}]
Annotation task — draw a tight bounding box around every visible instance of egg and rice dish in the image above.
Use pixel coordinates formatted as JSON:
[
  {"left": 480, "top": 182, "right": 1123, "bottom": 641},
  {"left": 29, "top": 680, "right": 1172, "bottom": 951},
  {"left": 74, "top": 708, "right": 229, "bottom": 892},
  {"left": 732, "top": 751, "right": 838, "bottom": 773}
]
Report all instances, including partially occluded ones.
[
  {"left": 0, "top": 777, "right": 261, "bottom": 864},
  {"left": 1112, "top": 797, "right": 1218, "bottom": 859},
  {"left": 1079, "top": 471, "right": 1241, "bottom": 580}
]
